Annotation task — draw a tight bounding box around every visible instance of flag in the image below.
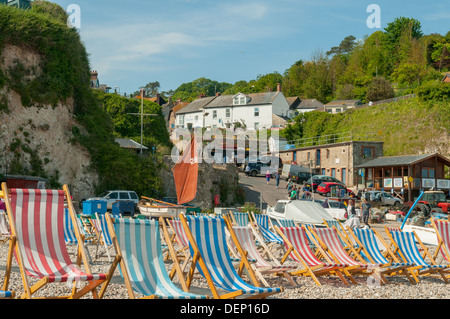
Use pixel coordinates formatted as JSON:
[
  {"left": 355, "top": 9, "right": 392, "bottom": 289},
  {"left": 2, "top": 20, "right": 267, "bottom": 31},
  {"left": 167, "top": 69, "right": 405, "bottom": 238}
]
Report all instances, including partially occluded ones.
[{"left": 173, "top": 136, "right": 198, "bottom": 205}]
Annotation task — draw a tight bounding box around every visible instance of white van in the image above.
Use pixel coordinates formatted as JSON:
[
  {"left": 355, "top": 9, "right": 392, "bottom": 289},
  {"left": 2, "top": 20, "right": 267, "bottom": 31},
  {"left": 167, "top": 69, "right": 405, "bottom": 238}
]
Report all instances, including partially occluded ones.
[{"left": 281, "top": 164, "right": 310, "bottom": 181}]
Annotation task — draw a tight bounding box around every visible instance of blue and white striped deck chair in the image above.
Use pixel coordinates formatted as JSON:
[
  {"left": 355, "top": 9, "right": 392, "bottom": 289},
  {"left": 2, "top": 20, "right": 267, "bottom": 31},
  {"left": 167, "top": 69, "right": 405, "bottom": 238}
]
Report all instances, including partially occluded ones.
[
  {"left": 181, "top": 215, "right": 282, "bottom": 299},
  {"left": 95, "top": 213, "right": 115, "bottom": 262},
  {"left": 231, "top": 212, "right": 249, "bottom": 227},
  {"left": 63, "top": 208, "right": 78, "bottom": 244},
  {"left": 388, "top": 229, "right": 448, "bottom": 283},
  {"left": 276, "top": 218, "right": 297, "bottom": 228},
  {"left": 251, "top": 213, "right": 283, "bottom": 246},
  {"left": 352, "top": 228, "right": 417, "bottom": 284},
  {"left": 0, "top": 290, "right": 14, "bottom": 299},
  {"left": 106, "top": 216, "right": 207, "bottom": 299}
]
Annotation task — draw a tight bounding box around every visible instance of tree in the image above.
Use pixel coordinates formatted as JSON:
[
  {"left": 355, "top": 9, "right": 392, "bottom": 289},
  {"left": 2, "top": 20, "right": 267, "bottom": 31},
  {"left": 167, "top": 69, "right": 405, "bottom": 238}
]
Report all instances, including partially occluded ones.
[
  {"left": 366, "top": 77, "right": 395, "bottom": 102},
  {"left": 326, "top": 35, "right": 357, "bottom": 57}
]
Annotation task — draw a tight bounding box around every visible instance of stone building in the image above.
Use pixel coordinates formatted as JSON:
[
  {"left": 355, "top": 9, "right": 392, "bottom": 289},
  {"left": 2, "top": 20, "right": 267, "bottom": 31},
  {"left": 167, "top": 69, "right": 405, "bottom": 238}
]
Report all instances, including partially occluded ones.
[{"left": 278, "top": 140, "right": 384, "bottom": 188}]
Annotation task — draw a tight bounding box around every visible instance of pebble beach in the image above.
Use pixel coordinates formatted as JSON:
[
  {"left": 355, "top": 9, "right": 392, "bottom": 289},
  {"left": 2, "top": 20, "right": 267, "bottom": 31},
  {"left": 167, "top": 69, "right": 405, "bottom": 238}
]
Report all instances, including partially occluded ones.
[{"left": 1, "top": 218, "right": 449, "bottom": 300}]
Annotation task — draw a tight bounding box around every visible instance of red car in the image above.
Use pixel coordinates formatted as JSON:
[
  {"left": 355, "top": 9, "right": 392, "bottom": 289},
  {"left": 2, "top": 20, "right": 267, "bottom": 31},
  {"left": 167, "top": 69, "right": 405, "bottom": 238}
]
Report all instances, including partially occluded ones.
[{"left": 316, "top": 182, "right": 353, "bottom": 197}]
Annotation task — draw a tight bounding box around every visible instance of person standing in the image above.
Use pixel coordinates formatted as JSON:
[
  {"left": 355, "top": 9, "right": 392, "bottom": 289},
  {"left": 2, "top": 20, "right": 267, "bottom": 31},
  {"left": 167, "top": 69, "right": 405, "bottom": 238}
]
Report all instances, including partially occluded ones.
[
  {"left": 347, "top": 200, "right": 356, "bottom": 219},
  {"left": 286, "top": 179, "right": 293, "bottom": 198},
  {"left": 266, "top": 170, "right": 271, "bottom": 184},
  {"left": 275, "top": 171, "right": 281, "bottom": 188},
  {"left": 245, "top": 164, "right": 250, "bottom": 177},
  {"left": 361, "top": 198, "right": 371, "bottom": 228}
]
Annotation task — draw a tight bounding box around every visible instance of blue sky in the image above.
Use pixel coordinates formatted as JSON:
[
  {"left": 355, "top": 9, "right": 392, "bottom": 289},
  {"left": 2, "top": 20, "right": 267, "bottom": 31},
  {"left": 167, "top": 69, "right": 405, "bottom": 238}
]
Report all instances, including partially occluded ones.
[{"left": 50, "top": 0, "right": 449, "bottom": 96}]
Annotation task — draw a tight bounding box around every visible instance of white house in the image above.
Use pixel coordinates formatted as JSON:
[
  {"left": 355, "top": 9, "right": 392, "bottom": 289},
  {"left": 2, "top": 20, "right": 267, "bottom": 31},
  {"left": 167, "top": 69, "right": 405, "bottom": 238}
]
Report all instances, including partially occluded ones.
[{"left": 175, "top": 85, "right": 290, "bottom": 131}]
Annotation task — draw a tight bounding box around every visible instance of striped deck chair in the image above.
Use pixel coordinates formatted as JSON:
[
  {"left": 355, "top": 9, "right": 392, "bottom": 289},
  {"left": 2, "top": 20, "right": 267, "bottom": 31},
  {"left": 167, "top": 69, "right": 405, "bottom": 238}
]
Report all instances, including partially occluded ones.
[
  {"left": 386, "top": 229, "right": 448, "bottom": 283},
  {"left": 64, "top": 208, "right": 78, "bottom": 244},
  {"left": 229, "top": 223, "right": 297, "bottom": 287},
  {"left": 251, "top": 212, "right": 283, "bottom": 246},
  {"left": 180, "top": 214, "right": 283, "bottom": 299},
  {"left": 0, "top": 210, "right": 10, "bottom": 241},
  {"left": 167, "top": 218, "right": 192, "bottom": 277},
  {"left": 310, "top": 227, "right": 388, "bottom": 284},
  {"left": 350, "top": 228, "right": 417, "bottom": 284},
  {"left": 105, "top": 214, "right": 207, "bottom": 299},
  {"left": 276, "top": 218, "right": 298, "bottom": 228},
  {"left": 94, "top": 213, "right": 115, "bottom": 262},
  {"left": 275, "top": 226, "right": 353, "bottom": 286},
  {"left": 0, "top": 290, "right": 14, "bottom": 299},
  {"left": 1, "top": 183, "right": 114, "bottom": 299},
  {"left": 431, "top": 218, "right": 450, "bottom": 265},
  {"left": 231, "top": 212, "right": 250, "bottom": 227}
]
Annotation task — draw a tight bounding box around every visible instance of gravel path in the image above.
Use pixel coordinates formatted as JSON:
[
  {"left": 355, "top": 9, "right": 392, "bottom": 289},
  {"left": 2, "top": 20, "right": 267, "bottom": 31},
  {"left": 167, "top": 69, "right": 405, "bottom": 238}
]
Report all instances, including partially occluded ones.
[{"left": 0, "top": 220, "right": 449, "bottom": 300}]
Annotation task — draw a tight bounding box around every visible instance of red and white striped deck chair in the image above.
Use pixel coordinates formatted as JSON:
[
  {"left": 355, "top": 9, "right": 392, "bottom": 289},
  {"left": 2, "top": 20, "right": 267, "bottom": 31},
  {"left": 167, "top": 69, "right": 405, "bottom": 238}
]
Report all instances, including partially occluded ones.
[
  {"left": 309, "top": 226, "right": 388, "bottom": 284},
  {"left": 274, "top": 225, "right": 353, "bottom": 286},
  {"left": 431, "top": 218, "right": 450, "bottom": 266},
  {"left": 1, "top": 183, "right": 115, "bottom": 299},
  {"left": 230, "top": 224, "right": 297, "bottom": 287},
  {"left": 167, "top": 218, "right": 191, "bottom": 277}
]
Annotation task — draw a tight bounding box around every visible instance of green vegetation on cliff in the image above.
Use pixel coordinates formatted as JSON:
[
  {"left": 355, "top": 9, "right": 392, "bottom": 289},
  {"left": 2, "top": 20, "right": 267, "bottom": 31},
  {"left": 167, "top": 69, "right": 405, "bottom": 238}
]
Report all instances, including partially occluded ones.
[{"left": 0, "top": 2, "right": 165, "bottom": 197}]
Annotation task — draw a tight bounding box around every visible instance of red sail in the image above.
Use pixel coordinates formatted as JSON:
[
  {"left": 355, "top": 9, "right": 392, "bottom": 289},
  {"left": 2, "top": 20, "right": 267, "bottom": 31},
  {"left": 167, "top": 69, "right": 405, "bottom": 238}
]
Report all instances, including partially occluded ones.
[{"left": 173, "top": 137, "right": 198, "bottom": 205}]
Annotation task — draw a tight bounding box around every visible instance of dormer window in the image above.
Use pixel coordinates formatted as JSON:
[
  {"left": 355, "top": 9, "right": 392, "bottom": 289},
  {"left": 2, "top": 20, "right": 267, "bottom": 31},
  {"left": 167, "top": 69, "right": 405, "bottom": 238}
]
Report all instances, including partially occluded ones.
[{"left": 233, "top": 93, "right": 248, "bottom": 105}]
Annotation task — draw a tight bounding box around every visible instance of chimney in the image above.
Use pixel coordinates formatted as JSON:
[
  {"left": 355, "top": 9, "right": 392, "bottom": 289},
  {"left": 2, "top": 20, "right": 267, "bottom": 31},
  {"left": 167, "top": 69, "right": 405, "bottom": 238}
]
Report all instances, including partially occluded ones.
[
  {"left": 277, "top": 82, "right": 281, "bottom": 92},
  {"left": 156, "top": 92, "right": 160, "bottom": 105},
  {"left": 198, "top": 93, "right": 206, "bottom": 99},
  {"left": 215, "top": 92, "right": 221, "bottom": 97}
]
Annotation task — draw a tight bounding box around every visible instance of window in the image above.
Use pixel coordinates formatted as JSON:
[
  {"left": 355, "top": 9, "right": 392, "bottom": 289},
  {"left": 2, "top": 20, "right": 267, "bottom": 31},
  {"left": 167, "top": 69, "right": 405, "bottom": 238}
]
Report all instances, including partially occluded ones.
[
  {"left": 331, "top": 168, "right": 336, "bottom": 178},
  {"left": 194, "top": 115, "right": 198, "bottom": 121},
  {"left": 109, "top": 192, "right": 118, "bottom": 199},
  {"left": 119, "top": 192, "right": 129, "bottom": 200},
  {"left": 362, "top": 147, "right": 374, "bottom": 159},
  {"left": 422, "top": 168, "right": 435, "bottom": 178},
  {"left": 233, "top": 95, "right": 247, "bottom": 105},
  {"left": 254, "top": 108, "right": 259, "bottom": 117},
  {"left": 225, "top": 109, "right": 230, "bottom": 118},
  {"left": 212, "top": 110, "right": 217, "bottom": 119},
  {"left": 274, "top": 202, "right": 286, "bottom": 214}
]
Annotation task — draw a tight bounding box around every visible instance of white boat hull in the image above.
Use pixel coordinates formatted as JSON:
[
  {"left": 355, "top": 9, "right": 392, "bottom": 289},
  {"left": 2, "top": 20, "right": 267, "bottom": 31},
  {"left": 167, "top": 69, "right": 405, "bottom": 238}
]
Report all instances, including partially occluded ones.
[
  {"left": 403, "top": 224, "right": 438, "bottom": 246},
  {"left": 138, "top": 205, "right": 186, "bottom": 219}
]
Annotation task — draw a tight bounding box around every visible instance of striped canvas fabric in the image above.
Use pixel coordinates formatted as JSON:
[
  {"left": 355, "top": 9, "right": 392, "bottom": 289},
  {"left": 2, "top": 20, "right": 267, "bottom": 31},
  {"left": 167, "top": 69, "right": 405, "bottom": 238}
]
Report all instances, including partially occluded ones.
[
  {"left": 390, "top": 230, "right": 447, "bottom": 270},
  {"left": 9, "top": 188, "right": 106, "bottom": 283},
  {"left": 114, "top": 218, "right": 206, "bottom": 299},
  {"left": 0, "top": 290, "right": 12, "bottom": 298},
  {"left": 278, "top": 226, "right": 347, "bottom": 270},
  {"left": 433, "top": 220, "right": 450, "bottom": 262},
  {"left": 314, "top": 227, "right": 376, "bottom": 268},
  {"left": 233, "top": 226, "right": 296, "bottom": 273},
  {"left": 254, "top": 214, "right": 283, "bottom": 245},
  {"left": 353, "top": 228, "right": 411, "bottom": 267},
  {"left": 63, "top": 208, "right": 78, "bottom": 244},
  {"left": 232, "top": 212, "right": 249, "bottom": 227},
  {"left": 170, "top": 219, "right": 189, "bottom": 248},
  {"left": 277, "top": 219, "right": 297, "bottom": 228},
  {"left": 95, "top": 213, "right": 113, "bottom": 246},
  {"left": 186, "top": 215, "right": 281, "bottom": 295}
]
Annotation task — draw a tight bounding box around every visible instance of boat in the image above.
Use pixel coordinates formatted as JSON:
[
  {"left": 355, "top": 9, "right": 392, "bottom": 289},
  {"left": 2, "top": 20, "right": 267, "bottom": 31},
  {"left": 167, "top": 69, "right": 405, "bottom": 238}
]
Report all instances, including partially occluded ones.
[
  {"left": 402, "top": 224, "right": 438, "bottom": 246},
  {"left": 267, "top": 199, "right": 334, "bottom": 226},
  {"left": 137, "top": 197, "right": 188, "bottom": 219}
]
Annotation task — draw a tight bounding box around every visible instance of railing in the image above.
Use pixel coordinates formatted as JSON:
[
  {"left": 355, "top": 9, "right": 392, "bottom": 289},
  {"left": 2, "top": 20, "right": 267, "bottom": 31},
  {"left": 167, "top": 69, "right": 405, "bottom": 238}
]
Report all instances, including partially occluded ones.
[{"left": 286, "top": 131, "right": 382, "bottom": 149}]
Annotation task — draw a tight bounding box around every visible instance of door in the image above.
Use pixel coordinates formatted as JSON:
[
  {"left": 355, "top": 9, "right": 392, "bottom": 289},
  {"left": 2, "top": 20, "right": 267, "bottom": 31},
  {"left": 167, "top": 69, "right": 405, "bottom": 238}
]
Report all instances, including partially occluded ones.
[{"left": 341, "top": 168, "right": 346, "bottom": 185}]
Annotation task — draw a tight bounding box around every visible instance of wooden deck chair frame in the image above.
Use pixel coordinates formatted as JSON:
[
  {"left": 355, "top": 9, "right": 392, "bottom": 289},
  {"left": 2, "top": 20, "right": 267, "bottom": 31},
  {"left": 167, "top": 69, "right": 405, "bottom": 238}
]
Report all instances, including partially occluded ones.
[
  {"left": 164, "top": 217, "right": 194, "bottom": 279},
  {"left": 384, "top": 227, "right": 449, "bottom": 283},
  {"left": 347, "top": 227, "right": 418, "bottom": 284},
  {"left": 308, "top": 225, "right": 389, "bottom": 285},
  {"left": 275, "top": 225, "right": 354, "bottom": 286},
  {"left": 1, "top": 183, "right": 117, "bottom": 299},
  {"left": 179, "top": 213, "right": 283, "bottom": 299},
  {"left": 94, "top": 213, "right": 116, "bottom": 262},
  {"left": 224, "top": 217, "right": 297, "bottom": 287}
]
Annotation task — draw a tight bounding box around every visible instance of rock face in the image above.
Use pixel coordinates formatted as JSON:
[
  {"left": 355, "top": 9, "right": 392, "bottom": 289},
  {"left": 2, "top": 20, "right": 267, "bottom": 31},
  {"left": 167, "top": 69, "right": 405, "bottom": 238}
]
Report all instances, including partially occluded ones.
[{"left": 0, "top": 44, "right": 98, "bottom": 201}]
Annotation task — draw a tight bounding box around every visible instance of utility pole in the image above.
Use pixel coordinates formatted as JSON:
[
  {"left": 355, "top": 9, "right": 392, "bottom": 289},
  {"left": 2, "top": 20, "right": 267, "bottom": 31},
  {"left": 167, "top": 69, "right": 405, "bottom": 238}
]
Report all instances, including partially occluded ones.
[{"left": 128, "top": 88, "right": 158, "bottom": 155}]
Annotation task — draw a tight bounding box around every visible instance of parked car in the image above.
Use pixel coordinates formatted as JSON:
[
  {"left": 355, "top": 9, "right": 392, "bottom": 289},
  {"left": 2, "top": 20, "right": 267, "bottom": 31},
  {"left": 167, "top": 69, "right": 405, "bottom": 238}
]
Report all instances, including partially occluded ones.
[
  {"left": 305, "top": 175, "right": 344, "bottom": 191},
  {"left": 316, "top": 182, "right": 353, "bottom": 197},
  {"left": 86, "top": 190, "right": 139, "bottom": 210},
  {"left": 281, "top": 164, "right": 310, "bottom": 181},
  {"left": 246, "top": 162, "right": 278, "bottom": 177},
  {"left": 292, "top": 171, "right": 316, "bottom": 184}
]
